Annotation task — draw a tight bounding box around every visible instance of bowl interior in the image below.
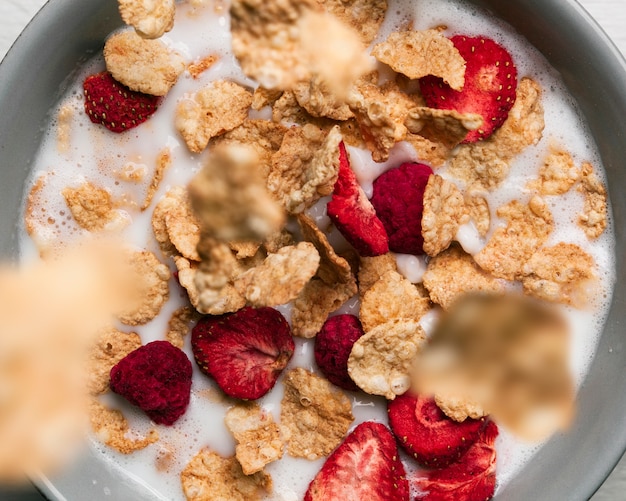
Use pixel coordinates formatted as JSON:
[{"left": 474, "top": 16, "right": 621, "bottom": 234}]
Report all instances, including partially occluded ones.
[{"left": 1, "top": 0, "right": 625, "bottom": 499}]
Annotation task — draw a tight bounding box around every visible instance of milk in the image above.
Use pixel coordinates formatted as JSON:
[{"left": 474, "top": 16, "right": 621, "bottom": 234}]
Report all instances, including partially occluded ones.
[{"left": 19, "top": 0, "right": 615, "bottom": 499}]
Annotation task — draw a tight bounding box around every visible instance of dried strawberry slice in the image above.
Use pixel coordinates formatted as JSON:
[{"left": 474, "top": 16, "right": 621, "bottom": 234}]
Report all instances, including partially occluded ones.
[
  {"left": 327, "top": 142, "right": 389, "bottom": 257},
  {"left": 370, "top": 162, "right": 433, "bottom": 256},
  {"left": 314, "top": 314, "right": 365, "bottom": 391},
  {"left": 305, "top": 421, "right": 409, "bottom": 501},
  {"left": 414, "top": 421, "right": 499, "bottom": 501},
  {"left": 387, "top": 392, "right": 485, "bottom": 468},
  {"left": 419, "top": 35, "right": 518, "bottom": 142},
  {"left": 191, "top": 306, "right": 294, "bottom": 400}
]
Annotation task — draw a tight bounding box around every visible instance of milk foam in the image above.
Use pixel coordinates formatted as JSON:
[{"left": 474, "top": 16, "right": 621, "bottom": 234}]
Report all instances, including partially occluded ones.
[{"left": 19, "top": 0, "right": 615, "bottom": 498}]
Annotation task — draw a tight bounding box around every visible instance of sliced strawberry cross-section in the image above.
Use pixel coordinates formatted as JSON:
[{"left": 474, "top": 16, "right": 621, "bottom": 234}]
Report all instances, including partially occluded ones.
[
  {"left": 387, "top": 392, "right": 486, "bottom": 468},
  {"left": 414, "top": 420, "right": 499, "bottom": 501},
  {"left": 419, "top": 35, "right": 518, "bottom": 143},
  {"left": 305, "top": 421, "right": 410, "bottom": 501},
  {"left": 83, "top": 71, "right": 161, "bottom": 133},
  {"left": 191, "top": 306, "right": 295, "bottom": 400},
  {"left": 327, "top": 142, "right": 389, "bottom": 257}
]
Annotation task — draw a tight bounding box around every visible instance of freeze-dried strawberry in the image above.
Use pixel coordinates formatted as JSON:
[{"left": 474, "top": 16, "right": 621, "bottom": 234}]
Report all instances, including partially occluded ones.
[
  {"left": 191, "top": 306, "right": 294, "bottom": 400},
  {"left": 387, "top": 392, "right": 485, "bottom": 468},
  {"left": 314, "top": 314, "right": 364, "bottom": 391},
  {"left": 414, "top": 421, "right": 499, "bottom": 501},
  {"left": 327, "top": 142, "right": 389, "bottom": 257},
  {"left": 83, "top": 71, "right": 161, "bottom": 133},
  {"left": 109, "top": 340, "right": 192, "bottom": 426},
  {"left": 305, "top": 421, "right": 409, "bottom": 501},
  {"left": 370, "top": 163, "right": 433, "bottom": 255},
  {"left": 420, "top": 35, "right": 518, "bottom": 143}
]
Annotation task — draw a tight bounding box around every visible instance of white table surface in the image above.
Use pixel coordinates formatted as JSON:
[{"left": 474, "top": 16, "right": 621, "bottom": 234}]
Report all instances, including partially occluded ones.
[{"left": 1, "top": 0, "right": 625, "bottom": 500}]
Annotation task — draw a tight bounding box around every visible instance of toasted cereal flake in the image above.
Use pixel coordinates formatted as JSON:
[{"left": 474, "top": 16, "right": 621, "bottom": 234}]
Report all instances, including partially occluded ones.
[
  {"left": 281, "top": 368, "right": 353, "bottom": 459},
  {"left": 234, "top": 242, "right": 320, "bottom": 307},
  {"left": 104, "top": 30, "right": 184, "bottom": 96},
  {"left": 293, "top": 76, "right": 353, "bottom": 121},
  {"left": 225, "top": 403, "right": 284, "bottom": 475},
  {"left": 62, "top": 182, "right": 123, "bottom": 232},
  {"left": 118, "top": 0, "right": 175, "bottom": 39},
  {"left": 229, "top": 241, "right": 263, "bottom": 260},
  {"left": 373, "top": 29, "right": 466, "bottom": 90},
  {"left": 87, "top": 327, "right": 142, "bottom": 395},
  {"left": 348, "top": 320, "right": 426, "bottom": 399},
  {"left": 521, "top": 242, "right": 597, "bottom": 306},
  {"left": 421, "top": 174, "right": 470, "bottom": 257},
  {"left": 116, "top": 162, "right": 147, "bottom": 183},
  {"left": 527, "top": 148, "right": 580, "bottom": 195},
  {"left": 89, "top": 399, "right": 158, "bottom": 454},
  {"left": 404, "top": 132, "right": 451, "bottom": 168},
  {"left": 165, "top": 195, "right": 202, "bottom": 262},
  {"left": 474, "top": 197, "right": 554, "bottom": 280},
  {"left": 175, "top": 256, "right": 202, "bottom": 308},
  {"left": 422, "top": 245, "right": 506, "bottom": 310},
  {"left": 434, "top": 393, "right": 488, "bottom": 423},
  {"left": 267, "top": 124, "right": 341, "bottom": 213},
  {"left": 465, "top": 186, "right": 491, "bottom": 237},
  {"left": 187, "top": 54, "right": 219, "bottom": 79},
  {"left": 251, "top": 87, "right": 284, "bottom": 110},
  {"left": 448, "top": 77, "right": 545, "bottom": 189},
  {"left": 166, "top": 306, "right": 200, "bottom": 349},
  {"left": 57, "top": 104, "right": 73, "bottom": 154},
  {"left": 360, "top": 270, "right": 430, "bottom": 332},
  {"left": 142, "top": 148, "right": 172, "bottom": 210},
  {"left": 263, "top": 230, "right": 296, "bottom": 254},
  {"left": 578, "top": 162, "right": 608, "bottom": 239},
  {"left": 189, "top": 142, "right": 286, "bottom": 242},
  {"left": 118, "top": 249, "right": 170, "bottom": 326},
  {"left": 357, "top": 253, "right": 398, "bottom": 298},
  {"left": 180, "top": 448, "right": 272, "bottom": 501},
  {"left": 405, "top": 107, "right": 483, "bottom": 148},
  {"left": 152, "top": 187, "right": 184, "bottom": 256},
  {"left": 319, "top": 0, "right": 387, "bottom": 46},
  {"left": 175, "top": 81, "right": 253, "bottom": 153}
]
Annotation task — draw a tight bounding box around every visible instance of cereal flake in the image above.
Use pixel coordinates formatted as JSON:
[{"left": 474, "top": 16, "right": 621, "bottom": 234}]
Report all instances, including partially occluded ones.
[
  {"left": 578, "top": 162, "right": 608, "bottom": 239},
  {"left": 357, "top": 253, "right": 398, "bottom": 298},
  {"left": 188, "top": 54, "right": 219, "bottom": 79},
  {"left": 62, "top": 182, "right": 124, "bottom": 232},
  {"left": 117, "top": 0, "right": 175, "bottom": 39},
  {"left": 320, "top": 0, "right": 387, "bottom": 46},
  {"left": 435, "top": 393, "right": 488, "bottom": 423},
  {"left": 405, "top": 107, "right": 483, "bottom": 149},
  {"left": 142, "top": 148, "right": 172, "bottom": 210},
  {"left": 527, "top": 148, "right": 580, "bottom": 195},
  {"left": 166, "top": 306, "right": 201, "bottom": 349}
]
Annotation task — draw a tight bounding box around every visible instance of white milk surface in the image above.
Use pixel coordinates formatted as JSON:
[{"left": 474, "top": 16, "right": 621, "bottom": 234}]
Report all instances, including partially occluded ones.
[{"left": 20, "top": 0, "right": 616, "bottom": 499}]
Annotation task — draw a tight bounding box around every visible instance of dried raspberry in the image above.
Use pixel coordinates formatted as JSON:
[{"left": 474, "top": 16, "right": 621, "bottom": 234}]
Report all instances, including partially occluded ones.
[
  {"left": 387, "top": 392, "right": 485, "bottom": 468},
  {"left": 191, "top": 307, "right": 295, "bottom": 400},
  {"left": 314, "top": 314, "right": 365, "bottom": 391},
  {"left": 370, "top": 163, "right": 433, "bottom": 255},
  {"left": 109, "top": 340, "right": 192, "bottom": 426}
]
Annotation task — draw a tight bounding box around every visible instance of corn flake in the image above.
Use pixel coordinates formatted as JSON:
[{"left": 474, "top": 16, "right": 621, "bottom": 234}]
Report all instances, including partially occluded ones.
[
  {"left": 465, "top": 186, "right": 491, "bottom": 237},
  {"left": 293, "top": 76, "right": 353, "bottom": 121},
  {"left": 578, "top": 162, "right": 608, "bottom": 239},
  {"left": 434, "top": 393, "right": 488, "bottom": 423},
  {"left": 152, "top": 187, "right": 184, "bottom": 256},
  {"left": 405, "top": 107, "right": 483, "bottom": 149},
  {"left": 166, "top": 306, "right": 200, "bottom": 349},
  {"left": 62, "top": 182, "right": 126, "bottom": 233},
  {"left": 357, "top": 253, "right": 398, "bottom": 298},
  {"left": 117, "top": 0, "right": 175, "bottom": 39},
  {"left": 188, "top": 54, "right": 219, "bottom": 79},
  {"left": 251, "top": 87, "right": 284, "bottom": 110},
  {"left": 281, "top": 368, "right": 353, "bottom": 460},
  {"left": 142, "top": 148, "right": 172, "bottom": 210},
  {"left": 165, "top": 194, "right": 201, "bottom": 262},
  {"left": 320, "top": 0, "right": 387, "bottom": 45},
  {"left": 527, "top": 148, "right": 580, "bottom": 195}
]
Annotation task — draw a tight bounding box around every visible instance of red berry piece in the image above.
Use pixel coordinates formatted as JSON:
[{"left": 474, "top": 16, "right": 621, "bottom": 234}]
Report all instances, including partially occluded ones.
[
  {"left": 191, "top": 306, "right": 294, "bottom": 400},
  {"left": 83, "top": 71, "right": 161, "bottom": 133},
  {"left": 109, "top": 340, "right": 192, "bottom": 426},
  {"left": 414, "top": 421, "right": 499, "bottom": 501},
  {"left": 314, "top": 314, "right": 365, "bottom": 391},
  {"left": 370, "top": 162, "right": 432, "bottom": 255},
  {"left": 420, "top": 35, "right": 518, "bottom": 143},
  {"left": 305, "top": 421, "right": 409, "bottom": 501},
  {"left": 387, "top": 392, "right": 485, "bottom": 468},
  {"left": 327, "top": 142, "right": 389, "bottom": 257}
]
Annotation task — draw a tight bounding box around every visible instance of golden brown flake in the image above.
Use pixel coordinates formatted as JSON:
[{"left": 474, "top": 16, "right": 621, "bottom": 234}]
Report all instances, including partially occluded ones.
[
  {"left": 180, "top": 448, "right": 272, "bottom": 501},
  {"left": 57, "top": 104, "right": 73, "bottom": 154},
  {"left": 319, "top": 0, "right": 387, "bottom": 46},
  {"left": 165, "top": 194, "right": 202, "bottom": 262},
  {"left": 521, "top": 242, "right": 597, "bottom": 307},
  {"left": 142, "top": 147, "right": 172, "bottom": 210},
  {"left": 422, "top": 175, "right": 470, "bottom": 257},
  {"left": 117, "top": 0, "right": 175, "bottom": 39},
  {"left": 293, "top": 76, "right": 353, "bottom": 121},
  {"left": 152, "top": 187, "right": 184, "bottom": 256},
  {"left": 434, "top": 393, "right": 488, "bottom": 423},
  {"left": 175, "top": 81, "right": 253, "bottom": 153},
  {"left": 372, "top": 29, "right": 466, "bottom": 90},
  {"left": 87, "top": 327, "right": 142, "bottom": 395},
  {"left": 166, "top": 306, "right": 201, "bottom": 349},
  {"left": 251, "top": 87, "right": 284, "bottom": 110},
  {"left": 104, "top": 30, "right": 185, "bottom": 96},
  {"left": 188, "top": 54, "right": 219, "bottom": 79},
  {"left": 225, "top": 403, "right": 284, "bottom": 475},
  {"left": 422, "top": 245, "right": 507, "bottom": 310},
  {"left": 348, "top": 320, "right": 426, "bottom": 399},
  {"left": 464, "top": 186, "right": 491, "bottom": 237},
  {"left": 474, "top": 197, "right": 554, "bottom": 280},
  {"left": 357, "top": 253, "right": 398, "bottom": 298},
  {"left": 116, "top": 162, "right": 147, "bottom": 183},
  {"left": 578, "top": 162, "right": 608, "bottom": 239},
  {"left": 62, "top": 182, "right": 124, "bottom": 232},
  {"left": 281, "top": 368, "right": 353, "bottom": 460},
  {"left": 403, "top": 132, "right": 450, "bottom": 168},
  {"left": 527, "top": 148, "right": 580, "bottom": 195},
  {"left": 405, "top": 107, "right": 483, "bottom": 149},
  {"left": 89, "top": 399, "right": 158, "bottom": 454}
]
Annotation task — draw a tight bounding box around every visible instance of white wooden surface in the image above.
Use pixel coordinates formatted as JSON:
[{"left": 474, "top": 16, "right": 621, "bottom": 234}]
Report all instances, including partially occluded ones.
[{"left": 0, "top": 0, "right": 625, "bottom": 499}]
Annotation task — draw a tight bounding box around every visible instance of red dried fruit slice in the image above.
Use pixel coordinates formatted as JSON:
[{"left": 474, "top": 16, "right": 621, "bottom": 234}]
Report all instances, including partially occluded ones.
[
  {"left": 109, "top": 340, "right": 193, "bottom": 426},
  {"left": 387, "top": 392, "right": 485, "bottom": 468},
  {"left": 314, "top": 314, "right": 365, "bottom": 391},
  {"left": 414, "top": 421, "right": 499, "bottom": 501},
  {"left": 191, "top": 306, "right": 294, "bottom": 400},
  {"left": 419, "top": 35, "right": 518, "bottom": 142},
  {"left": 327, "top": 142, "right": 389, "bottom": 257},
  {"left": 305, "top": 421, "right": 409, "bottom": 501},
  {"left": 83, "top": 71, "right": 161, "bottom": 133},
  {"left": 370, "top": 162, "right": 433, "bottom": 255}
]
